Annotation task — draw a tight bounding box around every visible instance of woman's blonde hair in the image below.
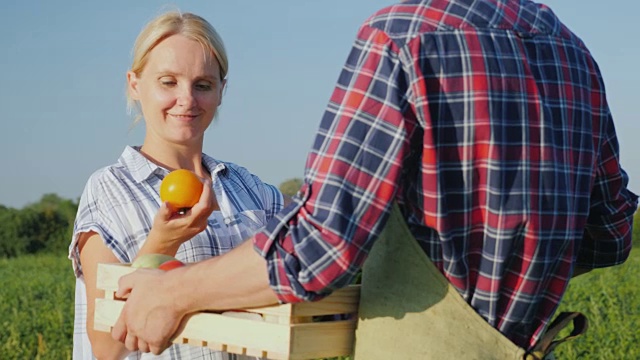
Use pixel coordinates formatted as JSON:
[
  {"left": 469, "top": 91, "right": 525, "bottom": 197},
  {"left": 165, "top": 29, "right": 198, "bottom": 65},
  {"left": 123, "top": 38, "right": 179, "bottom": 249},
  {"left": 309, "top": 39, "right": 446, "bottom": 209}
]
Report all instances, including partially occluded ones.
[{"left": 127, "top": 11, "right": 228, "bottom": 123}]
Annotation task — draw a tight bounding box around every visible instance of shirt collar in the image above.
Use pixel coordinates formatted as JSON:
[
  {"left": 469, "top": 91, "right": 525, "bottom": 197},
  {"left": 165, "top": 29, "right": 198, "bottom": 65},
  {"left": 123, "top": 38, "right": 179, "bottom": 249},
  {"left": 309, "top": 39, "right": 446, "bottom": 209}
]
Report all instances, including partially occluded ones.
[
  {"left": 202, "top": 152, "right": 228, "bottom": 178},
  {"left": 118, "top": 145, "right": 227, "bottom": 183}
]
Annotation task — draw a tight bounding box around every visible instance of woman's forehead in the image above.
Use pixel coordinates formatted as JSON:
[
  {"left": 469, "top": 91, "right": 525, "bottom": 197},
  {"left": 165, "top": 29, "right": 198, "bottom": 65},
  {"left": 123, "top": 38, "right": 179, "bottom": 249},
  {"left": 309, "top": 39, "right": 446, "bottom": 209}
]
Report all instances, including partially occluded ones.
[{"left": 143, "top": 35, "right": 221, "bottom": 78}]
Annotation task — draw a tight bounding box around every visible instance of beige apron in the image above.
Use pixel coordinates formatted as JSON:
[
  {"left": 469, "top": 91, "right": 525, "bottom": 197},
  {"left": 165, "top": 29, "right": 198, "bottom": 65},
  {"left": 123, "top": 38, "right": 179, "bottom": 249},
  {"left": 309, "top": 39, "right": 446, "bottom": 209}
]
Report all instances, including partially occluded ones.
[{"left": 353, "top": 203, "right": 587, "bottom": 360}]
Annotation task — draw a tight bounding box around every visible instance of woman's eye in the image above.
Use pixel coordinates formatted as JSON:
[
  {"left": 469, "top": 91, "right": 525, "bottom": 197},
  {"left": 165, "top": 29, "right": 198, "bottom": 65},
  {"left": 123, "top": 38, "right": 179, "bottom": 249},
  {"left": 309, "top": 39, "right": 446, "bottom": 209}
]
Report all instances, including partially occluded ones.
[
  {"left": 195, "top": 83, "right": 213, "bottom": 91},
  {"left": 160, "top": 80, "right": 177, "bottom": 87}
]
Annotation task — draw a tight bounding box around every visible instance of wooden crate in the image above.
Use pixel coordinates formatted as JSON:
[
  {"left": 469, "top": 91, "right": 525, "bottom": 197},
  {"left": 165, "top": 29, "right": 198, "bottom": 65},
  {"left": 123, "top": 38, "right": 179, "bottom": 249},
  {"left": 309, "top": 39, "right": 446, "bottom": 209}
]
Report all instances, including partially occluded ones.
[{"left": 94, "top": 263, "right": 360, "bottom": 360}]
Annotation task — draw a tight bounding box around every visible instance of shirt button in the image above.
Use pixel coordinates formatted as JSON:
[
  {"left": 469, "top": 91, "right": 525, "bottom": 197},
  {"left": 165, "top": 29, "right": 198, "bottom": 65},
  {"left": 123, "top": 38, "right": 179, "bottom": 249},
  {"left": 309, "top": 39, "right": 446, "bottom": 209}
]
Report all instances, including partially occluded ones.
[{"left": 224, "top": 218, "right": 232, "bottom": 225}]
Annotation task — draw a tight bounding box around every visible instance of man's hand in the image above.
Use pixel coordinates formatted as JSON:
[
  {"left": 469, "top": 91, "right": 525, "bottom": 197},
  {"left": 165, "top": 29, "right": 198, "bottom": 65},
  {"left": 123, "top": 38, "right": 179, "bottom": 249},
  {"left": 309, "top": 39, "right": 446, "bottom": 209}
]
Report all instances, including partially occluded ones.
[
  {"left": 111, "top": 240, "right": 279, "bottom": 354},
  {"left": 111, "top": 268, "right": 188, "bottom": 354}
]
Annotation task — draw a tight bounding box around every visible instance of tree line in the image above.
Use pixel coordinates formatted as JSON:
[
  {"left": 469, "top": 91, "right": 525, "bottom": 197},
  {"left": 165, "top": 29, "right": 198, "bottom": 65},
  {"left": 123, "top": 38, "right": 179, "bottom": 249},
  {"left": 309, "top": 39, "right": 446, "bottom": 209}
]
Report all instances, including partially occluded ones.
[
  {"left": 0, "top": 178, "right": 304, "bottom": 259},
  {"left": 0, "top": 194, "right": 78, "bottom": 258}
]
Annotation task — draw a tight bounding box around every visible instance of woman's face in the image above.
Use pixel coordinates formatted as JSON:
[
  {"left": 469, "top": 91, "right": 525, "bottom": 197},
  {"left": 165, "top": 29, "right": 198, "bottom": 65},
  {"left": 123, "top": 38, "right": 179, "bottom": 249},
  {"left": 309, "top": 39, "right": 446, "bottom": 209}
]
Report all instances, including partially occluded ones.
[{"left": 127, "top": 34, "right": 225, "bottom": 147}]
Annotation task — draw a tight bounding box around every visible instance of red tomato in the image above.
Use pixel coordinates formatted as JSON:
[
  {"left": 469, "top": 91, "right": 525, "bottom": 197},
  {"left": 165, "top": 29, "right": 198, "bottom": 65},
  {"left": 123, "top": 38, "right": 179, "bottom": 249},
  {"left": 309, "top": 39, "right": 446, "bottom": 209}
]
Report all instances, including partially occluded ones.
[{"left": 158, "top": 259, "right": 185, "bottom": 271}]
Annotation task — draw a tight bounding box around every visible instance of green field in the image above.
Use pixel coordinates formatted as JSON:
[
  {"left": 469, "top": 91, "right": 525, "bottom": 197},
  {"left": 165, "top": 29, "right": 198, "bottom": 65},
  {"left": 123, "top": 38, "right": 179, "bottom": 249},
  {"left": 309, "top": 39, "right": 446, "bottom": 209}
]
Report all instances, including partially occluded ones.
[
  {"left": 0, "top": 254, "right": 75, "bottom": 359},
  {"left": 554, "top": 249, "right": 640, "bottom": 359},
  {"left": 1, "top": 249, "right": 638, "bottom": 359}
]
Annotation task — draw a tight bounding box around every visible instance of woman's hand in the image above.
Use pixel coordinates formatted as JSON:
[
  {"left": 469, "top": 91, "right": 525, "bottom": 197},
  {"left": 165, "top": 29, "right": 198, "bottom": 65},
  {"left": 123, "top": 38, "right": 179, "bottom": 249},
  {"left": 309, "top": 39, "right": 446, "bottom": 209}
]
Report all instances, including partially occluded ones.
[{"left": 142, "top": 179, "right": 217, "bottom": 255}]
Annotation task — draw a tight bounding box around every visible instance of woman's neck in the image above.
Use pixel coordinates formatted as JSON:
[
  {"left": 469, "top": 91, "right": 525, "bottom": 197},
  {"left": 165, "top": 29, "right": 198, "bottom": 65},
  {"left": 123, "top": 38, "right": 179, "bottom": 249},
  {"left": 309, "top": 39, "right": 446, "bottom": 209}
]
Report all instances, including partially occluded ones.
[{"left": 139, "top": 141, "right": 210, "bottom": 181}]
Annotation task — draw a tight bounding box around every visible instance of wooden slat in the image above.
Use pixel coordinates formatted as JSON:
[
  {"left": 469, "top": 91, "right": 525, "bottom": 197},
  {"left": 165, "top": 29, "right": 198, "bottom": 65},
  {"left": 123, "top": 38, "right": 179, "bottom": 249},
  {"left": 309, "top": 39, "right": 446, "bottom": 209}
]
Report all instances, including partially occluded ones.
[
  {"left": 187, "top": 338, "right": 205, "bottom": 347},
  {"left": 290, "top": 285, "right": 361, "bottom": 317},
  {"left": 96, "top": 263, "right": 135, "bottom": 291},
  {"left": 289, "top": 320, "right": 357, "bottom": 360},
  {"left": 94, "top": 323, "right": 111, "bottom": 332},
  {"left": 246, "top": 348, "right": 269, "bottom": 358},
  {"left": 206, "top": 341, "right": 226, "bottom": 351},
  {"left": 95, "top": 298, "right": 292, "bottom": 355},
  {"left": 226, "top": 345, "right": 246, "bottom": 355}
]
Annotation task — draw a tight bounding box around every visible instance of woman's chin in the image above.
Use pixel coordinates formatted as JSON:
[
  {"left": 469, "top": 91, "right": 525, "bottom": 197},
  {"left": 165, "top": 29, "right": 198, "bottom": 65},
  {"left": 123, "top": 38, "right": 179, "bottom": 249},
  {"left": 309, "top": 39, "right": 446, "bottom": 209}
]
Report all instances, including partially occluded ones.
[{"left": 170, "top": 136, "right": 204, "bottom": 146}]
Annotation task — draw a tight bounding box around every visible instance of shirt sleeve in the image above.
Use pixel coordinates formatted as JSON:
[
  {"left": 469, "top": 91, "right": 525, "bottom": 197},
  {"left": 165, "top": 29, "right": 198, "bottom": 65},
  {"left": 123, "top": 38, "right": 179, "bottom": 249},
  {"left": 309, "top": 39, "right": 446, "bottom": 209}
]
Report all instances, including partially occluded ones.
[
  {"left": 225, "top": 163, "right": 284, "bottom": 220},
  {"left": 68, "top": 170, "right": 130, "bottom": 280},
  {"left": 254, "top": 178, "right": 284, "bottom": 221},
  {"left": 254, "top": 24, "right": 413, "bottom": 302},
  {"left": 578, "top": 109, "right": 638, "bottom": 268}
]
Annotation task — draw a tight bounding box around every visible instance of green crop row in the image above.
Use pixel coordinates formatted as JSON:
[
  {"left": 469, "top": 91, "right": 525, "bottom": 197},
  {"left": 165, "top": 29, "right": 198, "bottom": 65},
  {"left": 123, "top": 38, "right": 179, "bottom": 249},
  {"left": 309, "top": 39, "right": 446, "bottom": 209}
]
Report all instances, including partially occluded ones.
[
  {"left": 1, "top": 248, "right": 638, "bottom": 359},
  {"left": 0, "top": 254, "right": 75, "bottom": 359},
  {"left": 554, "top": 248, "right": 640, "bottom": 359}
]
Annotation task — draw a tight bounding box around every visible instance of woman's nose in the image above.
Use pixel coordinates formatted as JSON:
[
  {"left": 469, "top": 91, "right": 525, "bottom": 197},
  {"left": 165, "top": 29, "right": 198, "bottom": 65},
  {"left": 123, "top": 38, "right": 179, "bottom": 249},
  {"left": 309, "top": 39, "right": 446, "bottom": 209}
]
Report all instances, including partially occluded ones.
[{"left": 176, "top": 85, "right": 196, "bottom": 107}]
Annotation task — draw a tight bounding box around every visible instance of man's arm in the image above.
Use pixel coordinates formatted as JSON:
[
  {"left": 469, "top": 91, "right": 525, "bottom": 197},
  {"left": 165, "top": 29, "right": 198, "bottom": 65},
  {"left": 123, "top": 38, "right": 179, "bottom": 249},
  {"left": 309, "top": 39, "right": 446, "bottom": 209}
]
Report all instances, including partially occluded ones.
[
  {"left": 175, "top": 239, "right": 278, "bottom": 311},
  {"left": 112, "top": 239, "right": 277, "bottom": 354},
  {"left": 578, "top": 109, "right": 638, "bottom": 268}
]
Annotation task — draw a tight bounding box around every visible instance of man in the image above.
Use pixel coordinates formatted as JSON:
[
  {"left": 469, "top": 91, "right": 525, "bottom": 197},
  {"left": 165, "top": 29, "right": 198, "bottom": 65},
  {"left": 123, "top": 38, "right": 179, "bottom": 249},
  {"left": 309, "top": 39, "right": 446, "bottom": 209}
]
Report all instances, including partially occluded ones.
[{"left": 112, "top": 0, "right": 637, "bottom": 357}]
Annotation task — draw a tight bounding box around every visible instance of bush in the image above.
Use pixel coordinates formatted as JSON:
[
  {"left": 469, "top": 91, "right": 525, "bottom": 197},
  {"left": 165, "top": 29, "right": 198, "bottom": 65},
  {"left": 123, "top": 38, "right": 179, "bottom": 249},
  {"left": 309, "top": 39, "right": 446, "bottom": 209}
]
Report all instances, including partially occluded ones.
[
  {"left": 0, "top": 195, "right": 77, "bottom": 258},
  {"left": 279, "top": 178, "right": 304, "bottom": 197}
]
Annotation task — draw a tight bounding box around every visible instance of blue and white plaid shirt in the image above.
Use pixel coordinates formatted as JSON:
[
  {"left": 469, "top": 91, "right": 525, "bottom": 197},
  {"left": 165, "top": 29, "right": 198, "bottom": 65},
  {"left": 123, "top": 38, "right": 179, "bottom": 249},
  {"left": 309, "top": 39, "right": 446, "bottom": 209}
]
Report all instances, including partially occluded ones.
[{"left": 69, "top": 146, "right": 283, "bottom": 360}]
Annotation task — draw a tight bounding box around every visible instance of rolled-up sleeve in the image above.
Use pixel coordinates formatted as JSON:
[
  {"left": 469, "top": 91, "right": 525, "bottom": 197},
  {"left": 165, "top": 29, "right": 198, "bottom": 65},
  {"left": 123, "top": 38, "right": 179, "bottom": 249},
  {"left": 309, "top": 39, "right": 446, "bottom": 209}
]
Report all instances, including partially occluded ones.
[
  {"left": 578, "top": 111, "right": 638, "bottom": 268},
  {"left": 254, "top": 23, "right": 412, "bottom": 303}
]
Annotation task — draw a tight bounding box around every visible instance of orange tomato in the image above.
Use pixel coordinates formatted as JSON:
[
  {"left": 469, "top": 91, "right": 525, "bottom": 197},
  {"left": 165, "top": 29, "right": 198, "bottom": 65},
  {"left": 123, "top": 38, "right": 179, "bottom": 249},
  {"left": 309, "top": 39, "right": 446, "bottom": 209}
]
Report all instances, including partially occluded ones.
[{"left": 159, "top": 169, "right": 204, "bottom": 209}]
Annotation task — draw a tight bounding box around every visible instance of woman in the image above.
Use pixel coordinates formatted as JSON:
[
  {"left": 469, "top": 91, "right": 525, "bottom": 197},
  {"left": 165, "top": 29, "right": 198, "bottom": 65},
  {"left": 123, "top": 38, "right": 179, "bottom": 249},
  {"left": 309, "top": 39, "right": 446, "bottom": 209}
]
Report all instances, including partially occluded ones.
[{"left": 68, "top": 11, "right": 285, "bottom": 360}]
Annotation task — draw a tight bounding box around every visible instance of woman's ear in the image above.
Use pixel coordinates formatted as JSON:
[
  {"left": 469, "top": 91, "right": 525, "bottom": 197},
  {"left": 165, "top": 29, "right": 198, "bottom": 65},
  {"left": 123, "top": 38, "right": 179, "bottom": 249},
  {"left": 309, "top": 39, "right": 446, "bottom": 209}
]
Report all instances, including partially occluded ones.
[
  {"left": 218, "top": 79, "right": 227, "bottom": 106},
  {"left": 127, "top": 71, "right": 141, "bottom": 100}
]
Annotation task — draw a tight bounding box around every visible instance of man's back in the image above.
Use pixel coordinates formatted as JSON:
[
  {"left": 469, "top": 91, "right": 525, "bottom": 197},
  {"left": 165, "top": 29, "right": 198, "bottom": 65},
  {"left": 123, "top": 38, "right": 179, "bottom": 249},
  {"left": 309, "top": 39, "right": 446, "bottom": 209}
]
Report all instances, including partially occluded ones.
[
  {"left": 357, "top": 0, "right": 636, "bottom": 347},
  {"left": 255, "top": 0, "right": 638, "bottom": 350}
]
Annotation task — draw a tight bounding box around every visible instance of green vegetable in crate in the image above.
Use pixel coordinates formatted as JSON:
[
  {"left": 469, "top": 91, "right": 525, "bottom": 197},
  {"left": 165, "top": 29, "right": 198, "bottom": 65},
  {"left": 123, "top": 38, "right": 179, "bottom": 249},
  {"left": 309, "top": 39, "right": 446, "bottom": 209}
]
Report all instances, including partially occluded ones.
[{"left": 131, "top": 253, "right": 183, "bottom": 270}]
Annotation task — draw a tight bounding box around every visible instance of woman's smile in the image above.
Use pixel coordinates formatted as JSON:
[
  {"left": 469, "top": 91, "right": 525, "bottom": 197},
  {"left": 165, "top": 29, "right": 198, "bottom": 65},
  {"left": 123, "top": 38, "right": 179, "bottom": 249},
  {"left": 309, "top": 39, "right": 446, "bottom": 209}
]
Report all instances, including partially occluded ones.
[{"left": 168, "top": 113, "right": 200, "bottom": 121}]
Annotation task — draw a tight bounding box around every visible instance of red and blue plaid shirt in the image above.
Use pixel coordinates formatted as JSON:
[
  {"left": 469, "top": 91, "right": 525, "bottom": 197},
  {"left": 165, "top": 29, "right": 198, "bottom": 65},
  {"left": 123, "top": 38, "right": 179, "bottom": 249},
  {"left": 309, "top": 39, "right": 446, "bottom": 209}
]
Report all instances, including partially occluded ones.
[{"left": 254, "top": 0, "right": 638, "bottom": 348}]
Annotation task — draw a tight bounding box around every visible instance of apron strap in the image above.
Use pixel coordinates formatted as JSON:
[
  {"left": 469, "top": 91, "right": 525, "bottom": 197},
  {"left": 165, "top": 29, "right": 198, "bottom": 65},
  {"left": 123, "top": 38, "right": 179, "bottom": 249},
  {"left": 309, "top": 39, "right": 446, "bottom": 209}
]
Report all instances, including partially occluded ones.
[{"left": 526, "top": 312, "right": 589, "bottom": 359}]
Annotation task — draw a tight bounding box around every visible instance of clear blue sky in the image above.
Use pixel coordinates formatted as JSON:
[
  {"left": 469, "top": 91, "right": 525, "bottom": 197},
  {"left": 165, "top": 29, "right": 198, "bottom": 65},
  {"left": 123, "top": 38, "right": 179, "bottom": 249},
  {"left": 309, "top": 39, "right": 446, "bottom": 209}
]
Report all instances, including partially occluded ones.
[{"left": 1, "top": 1, "right": 638, "bottom": 209}]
